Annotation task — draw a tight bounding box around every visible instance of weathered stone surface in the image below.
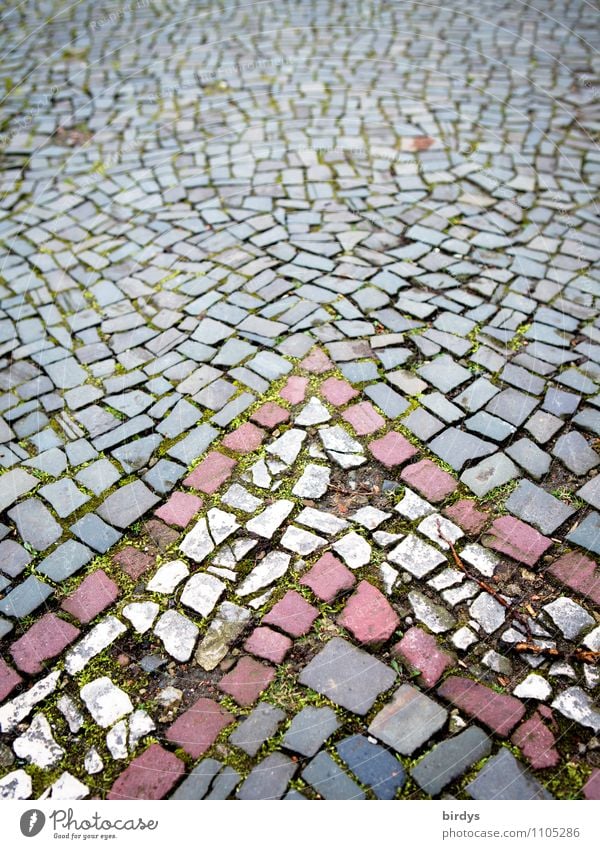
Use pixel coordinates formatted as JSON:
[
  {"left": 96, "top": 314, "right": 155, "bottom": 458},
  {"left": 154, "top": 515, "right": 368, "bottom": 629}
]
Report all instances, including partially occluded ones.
[
  {"left": 166, "top": 697, "right": 233, "bottom": 757},
  {"left": 301, "top": 751, "right": 365, "bottom": 800},
  {"left": 547, "top": 551, "right": 600, "bottom": 606},
  {"left": 237, "top": 752, "right": 297, "bottom": 800},
  {"left": 61, "top": 570, "right": 119, "bottom": 623},
  {"left": 218, "top": 657, "right": 275, "bottom": 706},
  {"left": 368, "top": 684, "right": 448, "bottom": 755},
  {"left": 299, "top": 637, "right": 396, "bottom": 715},
  {"left": 467, "top": 748, "right": 552, "bottom": 800},
  {"left": 10, "top": 614, "right": 80, "bottom": 674},
  {"left": 108, "top": 744, "right": 184, "bottom": 800},
  {"left": 483, "top": 516, "right": 553, "bottom": 566},
  {"left": 336, "top": 734, "right": 406, "bottom": 799},
  {"left": 300, "top": 552, "right": 356, "bottom": 602},
  {"left": 411, "top": 726, "right": 492, "bottom": 796},
  {"left": 80, "top": 677, "right": 133, "bottom": 728},
  {"left": 282, "top": 706, "right": 339, "bottom": 756},
  {"left": 338, "top": 580, "right": 399, "bottom": 644},
  {"left": 437, "top": 676, "right": 525, "bottom": 736},
  {"left": 229, "top": 702, "right": 286, "bottom": 757},
  {"left": 400, "top": 459, "right": 457, "bottom": 501},
  {"left": 393, "top": 627, "right": 454, "bottom": 687}
]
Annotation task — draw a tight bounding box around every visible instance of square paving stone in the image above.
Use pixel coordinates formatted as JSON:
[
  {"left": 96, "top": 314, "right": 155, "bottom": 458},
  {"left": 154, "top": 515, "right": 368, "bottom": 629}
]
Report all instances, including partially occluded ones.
[
  {"left": 7, "top": 499, "right": 62, "bottom": 551},
  {"left": 301, "top": 751, "right": 365, "bottom": 800},
  {"left": 38, "top": 478, "right": 89, "bottom": 518},
  {"left": 10, "top": 613, "right": 80, "bottom": 674},
  {"left": 108, "top": 744, "right": 185, "bottom": 800},
  {"left": 566, "top": 511, "right": 600, "bottom": 555},
  {"left": 336, "top": 734, "right": 405, "bottom": 799},
  {"left": 428, "top": 428, "right": 496, "bottom": 471},
  {"left": 418, "top": 355, "right": 472, "bottom": 393},
  {"left": 237, "top": 752, "right": 297, "bottom": 800},
  {"left": 368, "top": 431, "right": 417, "bottom": 468},
  {"left": 577, "top": 475, "right": 600, "bottom": 510},
  {"left": 0, "top": 576, "right": 53, "bottom": 618},
  {"left": 442, "top": 500, "right": 489, "bottom": 535},
  {"left": 154, "top": 492, "right": 203, "bottom": 527},
  {"left": 218, "top": 657, "right": 275, "bottom": 707},
  {"left": 170, "top": 758, "right": 223, "bottom": 800},
  {"left": 410, "top": 726, "right": 492, "bottom": 796},
  {"left": 364, "top": 383, "right": 409, "bottom": 418},
  {"left": 0, "top": 657, "right": 23, "bottom": 702},
  {"left": 143, "top": 459, "right": 185, "bottom": 494},
  {"left": 403, "top": 407, "right": 445, "bottom": 440},
  {"left": 553, "top": 431, "right": 600, "bottom": 476},
  {"left": 61, "top": 569, "right": 120, "bottom": 623},
  {"left": 70, "top": 514, "right": 122, "bottom": 553},
  {"left": 0, "top": 540, "right": 31, "bottom": 578},
  {"left": 338, "top": 580, "right": 399, "bottom": 644},
  {"left": 282, "top": 706, "right": 339, "bottom": 757},
  {"left": 300, "top": 552, "right": 356, "bottom": 602},
  {"left": 0, "top": 468, "right": 37, "bottom": 513},
  {"left": 222, "top": 422, "right": 265, "bottom": 453},
  {"left": 37, "top": 540, "right": 93, "bottom": 582},
  {"left": 392, "top": 627, "right": 454, "bottom": 687},
  {"left": 467, "top": 748, "right": 552, "bottom": 800},
  {"left": 113, "top": 546, "right": 154, "bottom": 580},
  {"left": 96, "top": 481, "right": 159, "bottom": 529},
  {"left": 437, "top": 676, "right": 525, "bottom": 736},
  {"left": 166, "top": 697, "right": 233, "bottom": 758},
  {"left": 482, "top": 516, "right": 553, "bottom": 566},
  {"left": 229, "top": 702, "right": 286, "bottom": 757},
  {"left": 485, "top": 388, "right": 538, "bottom": 427},
  {"left": 505, "top": 438, "right": 551, "bottom": 480},
  {"left": 244, "top": 627, "right": 292, "bottom": 663},
  {"left": 400, "top": 459, "right": 457, "bottom": 502},
  {"left": 524, "top": 410, "right": 563, "bottom": 444},
  {"left": 262, "top": 590, "right": 319, "bottom": 637},
  {"left": 460, "top": 453, "right": 519, "bottom": 497},
  {"left": 75, "top": 459, "right": 121, "bottom": 496},
  {"left": 184, "top": 451, "right": 237, "bottom": 493},
  {"left": 505, "top": 480, "right": 575, "bottom": 535},
  {"left": 368, "top": 684, "right": 448, "bottom": 756},
  {"left": 342, "top": 402, "right": 385, "bottom": 435},
  {"left": 299, "top": 637, "right": 396, "bottom": 715},
  {"left": 250, "top": 402, "right": 290, "bottom": 429}
]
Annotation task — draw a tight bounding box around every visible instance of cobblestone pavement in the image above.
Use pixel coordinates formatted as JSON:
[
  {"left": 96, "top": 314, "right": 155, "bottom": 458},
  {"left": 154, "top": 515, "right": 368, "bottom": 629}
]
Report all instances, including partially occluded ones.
[{"left": 0, "top": 0, "right": 599, "bottom": 802}]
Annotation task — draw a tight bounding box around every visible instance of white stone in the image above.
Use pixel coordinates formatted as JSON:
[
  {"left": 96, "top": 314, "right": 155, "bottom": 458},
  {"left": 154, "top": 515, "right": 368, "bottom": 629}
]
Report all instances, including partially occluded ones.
[
  {"left": 469, "top": 592, "right": 506, "bottom": 634},
  {"left": 328, "top": 450, "right": 366, "bottom": 469},
  {"left": 428, "top": 568, "right": 464, "bottom": 591},
  {"left": 319, "top": 425, "right": 363, "bottom": 455},
  {"left": 13, "top": 714, "right": 64, "bottom": 768},
  {"left": 80, "top": 677, "right": 133, "bottom": 728},
  {"left": 246, "top": 500, "right": 294, "bottom": 538},
  {"left": 548, "top": 662, "right": 576, "bottom": 679},
  {"left": 482, "top": 650, "right": 512, "bottom": 675},
  {"left": 266, "top": 428, "right": 306, "bottom": 465},
  {"left": 296, "top": 507, "right": 349, "bottom": 535},
  {"left": 333, "top": 531, "right": 371, "bottom": 569},
  {"left": 395, "top": 488, "right": 435, "bottom": 520},
  {"left": 179, "top": 518, "right": 214, "bottom": 563},
  {"left": 153, "top": 610, "right": 198, "bottom": 661},
  {"left": 128, "top": 709, "right": 155, "bottom": 749},
  {"left": 146, "top": 560, "right": 189, "bottom": 593},
  {"left": 57, "top": 695, "right": 84, "bottom": 733},
  {"left": 0, "top": 769, "right": 32, "bottom": 799},
  {"left": 295, "top": 397, "right": 331, "bottom": 426},
  {"left": 195, "top": 602, "right": 251, "bottom": 671},
  {"left": 247, "top": 458, "right": 272, "bottom": 489},
  {"left": 460, "top": 543, "right": 498, "bottom": 577},
  {"left": 452, "top": 626, "right": 478, "bottom": 651},
  {"left": 40, "top": 772, "right": 89, "bottom": 800},
  {"left": 351, "top": 506, "right": 391, "bottom": 530},
  {"left": 292, "top": 463, "right": 330, "bottom": 498},
  {"left": 583, "top": 626, "right": 600, "bottom": 652},
  {"left": 281, "top": 525, "right": 326, "bottom": 555},
  {"left": 373, "top": 530, "right": 403, "bottom": 547},
  {"left": 551, "top": 686, "right": 600, "bottom": 732},
  {"left": 543, "top": 597, "right": 595, "bottom": 640},
  {"left": 387, "top": 534, "right": 445, "bottom": 578},
  {"left": 379, "top": 561, "right": 399, "bottom": 594},
  {"left": 65, "top": 617, "right": 127, "bottom": 675},
  {"left": 222, "top": 484, "right": 263, "bottom": 513},
  {"left": 417, "top": 514, "right": 464, "bottom": 549},
  {"left": 584, "top": 665, "right": 600, "bottom": 689},
  {"left": 248, "top": 588, "right": 275, "bottom": 609},
  {"left": 122, "top": 601, "right": 160, "bottom": 634},
  {"left": 106, "top": 720, "right": 128, "bottom": 759},
  {"left": 0, "top": 671, "right": 61, "bottom": 733},
  {"left": 84, "top": 747, "right": 104, "bottom": 774},
  {"left": 513, "top": 673, "right": 552, "bottom": 701},
  {"left": 207, "top": 508, "right": 239, "bottom": 544},
  {"left": 408, "top": 591, "right": 456, "bottom": 633},
  {"left": 237, "top": 551, "right": 291, "bottom": 597},
  {"left": 181, "top": 573, "right": 226, "bottom": 617},
  {"left": 156, "top": 686, "right": 183, "bottom": 708},
  {"left": 442, "top": 581, "right": 478, "bottom": 606},
  {"left": 213, "top": 538, "right": 256, "bottom": 568}
]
